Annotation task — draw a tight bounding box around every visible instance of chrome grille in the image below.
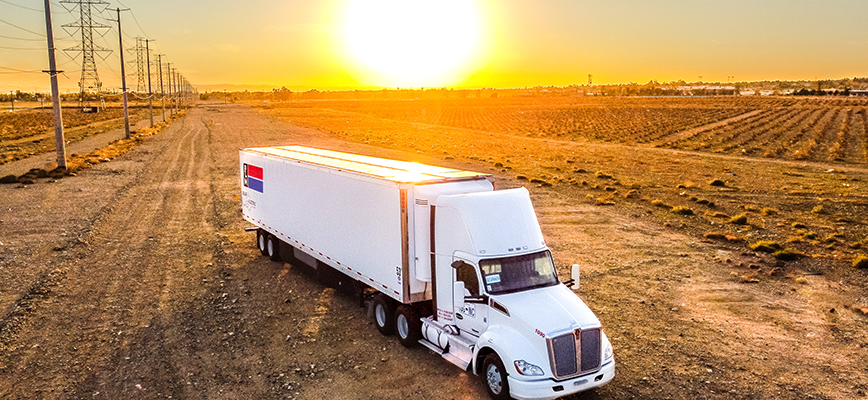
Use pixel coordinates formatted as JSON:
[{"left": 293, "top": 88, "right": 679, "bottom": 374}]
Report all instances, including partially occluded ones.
[
  {"left": 581, "top": 328, "right": 601, "bottom": 371},
  {"left": 548, "top": 328, "right": 602, "bottom": 380},
  {"left": 550, "top": 334, "right": 577, "bottom": 377}
]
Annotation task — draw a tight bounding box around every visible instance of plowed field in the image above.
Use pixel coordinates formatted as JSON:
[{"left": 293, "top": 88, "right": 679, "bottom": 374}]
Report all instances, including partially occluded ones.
[{"left": 1, "top": 100, "right": 866, "bottom": 400}]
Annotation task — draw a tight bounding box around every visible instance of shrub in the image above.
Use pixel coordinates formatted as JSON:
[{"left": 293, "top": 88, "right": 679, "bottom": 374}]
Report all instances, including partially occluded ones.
[
  {"left": 651, "top": 199, "right": 670, "bottom": 208},
  {"left": 595, "top": 171, "right": 613, "bottom": 180},
  {"left": 729, "top": 213, "right": 748, "bottom": 225},
  {"left": 750, "top": 240, "right": 782, "bottom": 253},
  {"left": 792, "top": 222, "right": 806, "bottom": 229},
  {"left": 773, "top": 248, "right": 803, "bottom": 261},
  {"left": 704, "top": 232, "right": 727, "bottom": 240},
  {"left": 671, "top": 206, "right": 694, "bottom": 215},
  {"left": 811, "top": 205, "right": 824, "bottom": 214},
  {"left": 708, "top": 179, "right": 726, "bottom": 187},
  {"left": 695, "top": 198, "right": 710, "bottom": 205},
  {"left": 854, "top": 254, "right": 868, "bottom": 269},
  {"left": 761, "top": 207, "right": 778, "bottom": 216},
  {"left": 623, "top": 189, "right": 639, "bottom": 198}
]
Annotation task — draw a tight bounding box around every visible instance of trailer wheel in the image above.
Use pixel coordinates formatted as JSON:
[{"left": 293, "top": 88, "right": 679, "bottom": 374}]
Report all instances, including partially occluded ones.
[
  {"left": 266, "top": 235, "right": 282, "bottom": 262},
  {"left": 257, "top": 230, "right": 268, "bottom": 256},
  {"left": 395, "top": 305, "right": 421, "bottom": 347},
  {"left": 371, "top": 294, "right": 395, "bottom": 336},
  {"left": 482, "top": 353, "right": 511, "bottom": 400}
]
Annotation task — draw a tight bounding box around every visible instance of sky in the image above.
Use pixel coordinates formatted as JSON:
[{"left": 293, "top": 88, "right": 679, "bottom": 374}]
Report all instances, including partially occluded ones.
[{"left": 1, "top": 0, "right": 867, "bottom": 93}]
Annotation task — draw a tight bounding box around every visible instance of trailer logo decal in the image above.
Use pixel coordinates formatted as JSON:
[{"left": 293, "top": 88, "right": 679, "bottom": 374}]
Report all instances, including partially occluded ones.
[{"left": 243, "top": 163, "right": 264, "bottom": 193}]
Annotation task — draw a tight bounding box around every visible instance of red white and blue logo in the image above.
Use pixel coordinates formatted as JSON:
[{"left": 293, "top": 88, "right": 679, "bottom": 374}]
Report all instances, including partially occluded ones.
[{"left": 243, "top": 163, "right": 263, "bottom": 193}]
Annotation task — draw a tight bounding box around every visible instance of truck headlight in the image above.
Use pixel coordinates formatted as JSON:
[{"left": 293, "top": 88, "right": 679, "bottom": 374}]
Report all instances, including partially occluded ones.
[
  {"left": 602, "top": 332, "right": 614, "bottom": 361},
  {"left": 513, "top": 360, "right": 545, "bottom": 376}
]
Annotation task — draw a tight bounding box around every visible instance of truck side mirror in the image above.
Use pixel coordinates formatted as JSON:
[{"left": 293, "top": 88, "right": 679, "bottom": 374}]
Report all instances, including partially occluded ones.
[
  {"left": 453, "top": 281, "right": 465, "bottom": 309},
  {"left": 571, "top": 264, "right": 580, "bottom": 288}
]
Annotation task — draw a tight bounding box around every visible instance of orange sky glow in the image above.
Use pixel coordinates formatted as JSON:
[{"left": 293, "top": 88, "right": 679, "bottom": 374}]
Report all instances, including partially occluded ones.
[{"left": 1, "top": 0, "right": 867, "bottom": 92}]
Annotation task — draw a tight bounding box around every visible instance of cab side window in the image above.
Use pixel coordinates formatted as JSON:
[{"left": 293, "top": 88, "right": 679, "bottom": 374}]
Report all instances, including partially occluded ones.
[{"left": 455, "top": 262, "right": 480, "bottom": 297}]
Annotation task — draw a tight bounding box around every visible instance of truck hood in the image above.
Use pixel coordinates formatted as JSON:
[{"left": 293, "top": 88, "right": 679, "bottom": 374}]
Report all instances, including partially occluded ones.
[{"left": 495, "top": 284, "right": 600, "bottom": 337}]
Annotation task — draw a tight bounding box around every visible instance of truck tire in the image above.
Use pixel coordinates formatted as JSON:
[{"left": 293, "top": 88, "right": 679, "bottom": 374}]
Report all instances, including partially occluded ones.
[
  {"left": 371, "top": 294, "right": 395, "bottom": 336},
  {"left": 257, "top": 229, "right": 268, "bottom": 256},
  {"left": 482, "top": 353, "right": 511, "bottom": 400},
  {"left": 266, "top": 234, "right": 282, "bottom": 262},
  {"left": 395, "top": 305, "right": 421, "bottom": 347}
]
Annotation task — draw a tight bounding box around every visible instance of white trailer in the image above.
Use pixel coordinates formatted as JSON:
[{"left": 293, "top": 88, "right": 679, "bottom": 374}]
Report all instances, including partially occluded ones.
[{"left": 240, "top": 145, "right": 614, "bottom": 400}]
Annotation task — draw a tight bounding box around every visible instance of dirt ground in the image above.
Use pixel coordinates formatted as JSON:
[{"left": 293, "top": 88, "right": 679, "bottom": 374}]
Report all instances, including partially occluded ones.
[{"left": 1, "top": 102, "right": 866, "bottom": 399}]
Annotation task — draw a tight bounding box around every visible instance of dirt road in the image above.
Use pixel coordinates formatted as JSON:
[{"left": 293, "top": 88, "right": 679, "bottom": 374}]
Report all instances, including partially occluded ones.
[{"left": 1, "top": 103, "right": 865, "bottom": 399}]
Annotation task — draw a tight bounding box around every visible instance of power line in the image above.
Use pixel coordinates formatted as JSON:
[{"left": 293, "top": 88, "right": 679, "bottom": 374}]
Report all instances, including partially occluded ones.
[
  {"left": 0, "top": 0, "right": 42, "bottom": 12},
  {"left": 0, "top": 18, "right": 47, "bottom": 37},
  {"left": 0, "top": 33, "right": 44, "bottom": 41},
  {"left": 115, "top": 1, "right": 148, "bottom": 38},
  {"left": 0, "top": 45, "right": 45, "bottom": 50},
  {"left": 0, "top": 0, "right": 65, "bottom": 13}
]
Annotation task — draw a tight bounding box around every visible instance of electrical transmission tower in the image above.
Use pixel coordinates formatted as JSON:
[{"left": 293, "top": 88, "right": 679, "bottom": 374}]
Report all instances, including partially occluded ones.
[
  {"left": 131, "top": 37, "right": 147, "bottom": 93},
  {"left": 61, "top": 0, "right": 111, "bottom": 111}
]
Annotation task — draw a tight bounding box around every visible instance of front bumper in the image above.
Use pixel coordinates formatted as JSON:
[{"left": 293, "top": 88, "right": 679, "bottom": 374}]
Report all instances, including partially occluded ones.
[{"left": 507, "top": 359, "right": 615, "bottom": 400}]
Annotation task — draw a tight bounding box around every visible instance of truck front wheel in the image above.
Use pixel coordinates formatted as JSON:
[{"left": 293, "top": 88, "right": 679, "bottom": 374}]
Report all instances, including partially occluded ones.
[
  {"left": 266, "top": 235, "right": 282, "bottom": 262},
  {"left": 371, "top": 294, "right": 395, "bottom": 336},
  {"left": 482, "top": 353, "right": 511, "bottom": 400},
  {"left": 395, "top": 305, "right": 421, "bottom": 347}
]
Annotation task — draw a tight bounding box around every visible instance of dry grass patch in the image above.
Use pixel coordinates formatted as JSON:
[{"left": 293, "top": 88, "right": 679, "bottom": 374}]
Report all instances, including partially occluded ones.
[
  {"left": 772, "top": 248, "right": 804, "bottom": 261},
  {"left": 671, "top": 206, "right": 694, "bottom": 215},
  {"left": 651, "top": 199, "right": 671, "bottom": 208},
  {"left": 750, "top": 240, "right": 782, "bottom": 253},
  {"left": 729, "top": 213, "right": 749, "bottom": 225},
  {"left": 595, "top": 171, "right": 613, "bottom": 180},
  {"left": 740, "top": 271, "right": 760, "bottom": 283},
  {"left": 854, "top": 254, "right": 868, "bottom": 269},
  {"left": 761, "top": 207, "right": 779, "bottom": 216}
]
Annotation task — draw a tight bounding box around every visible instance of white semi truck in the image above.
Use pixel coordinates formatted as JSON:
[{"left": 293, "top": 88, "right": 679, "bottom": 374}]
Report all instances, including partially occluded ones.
[{"left": 240, "top": 145, "right": 614, "bottom": 400}]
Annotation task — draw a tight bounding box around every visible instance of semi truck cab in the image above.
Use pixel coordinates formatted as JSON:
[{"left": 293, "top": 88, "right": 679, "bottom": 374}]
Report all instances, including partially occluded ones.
[{"left": 418, "top": 188, "right": 615, "bottom": 399}]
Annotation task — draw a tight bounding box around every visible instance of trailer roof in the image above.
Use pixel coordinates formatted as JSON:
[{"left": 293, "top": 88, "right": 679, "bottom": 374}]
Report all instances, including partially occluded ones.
[{"left": 244, "top": 145, "right": 491, "bottom": 184}]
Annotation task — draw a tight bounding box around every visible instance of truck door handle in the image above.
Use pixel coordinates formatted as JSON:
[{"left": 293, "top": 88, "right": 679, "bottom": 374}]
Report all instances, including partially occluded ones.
[{"left": 456, "top": 313, "right": 463, "bottom": 320}]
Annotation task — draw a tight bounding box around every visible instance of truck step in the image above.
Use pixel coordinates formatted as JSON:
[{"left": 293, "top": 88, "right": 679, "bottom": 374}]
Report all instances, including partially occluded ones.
[{"left": 419, "top": 338, "right": 445, "bottom": 355}]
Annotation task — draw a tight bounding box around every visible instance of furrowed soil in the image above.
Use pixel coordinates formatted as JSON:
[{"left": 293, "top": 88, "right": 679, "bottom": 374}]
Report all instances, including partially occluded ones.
[{"left": 0, "top": 100, "right": 866, "bottom": 400}]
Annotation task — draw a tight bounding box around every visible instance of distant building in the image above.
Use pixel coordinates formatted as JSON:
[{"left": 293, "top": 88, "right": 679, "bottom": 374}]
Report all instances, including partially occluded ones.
[{"left": 850, "top": 89, "right": 868, "bottom": 96}]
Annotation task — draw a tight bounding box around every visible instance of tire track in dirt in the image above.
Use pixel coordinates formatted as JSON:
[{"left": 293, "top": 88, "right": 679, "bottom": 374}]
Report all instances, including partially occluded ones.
[{"left": 0, "top": 108, "right": 226, "bottom": 398}]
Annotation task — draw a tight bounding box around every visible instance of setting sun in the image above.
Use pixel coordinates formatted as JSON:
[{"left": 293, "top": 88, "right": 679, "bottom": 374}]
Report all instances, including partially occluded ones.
[{"left": 341, "top": 0, "right": 484, "bottom": 88}]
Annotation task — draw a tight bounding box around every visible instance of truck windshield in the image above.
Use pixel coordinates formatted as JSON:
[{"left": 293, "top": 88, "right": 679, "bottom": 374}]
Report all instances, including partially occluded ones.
[{"left": 479, "top": 250, "right": 559, "bottom": 295}]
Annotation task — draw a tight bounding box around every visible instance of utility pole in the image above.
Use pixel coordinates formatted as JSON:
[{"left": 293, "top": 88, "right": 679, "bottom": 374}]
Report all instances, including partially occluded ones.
[
  {"left": 111, "top": 8, "right": 130, "bottom": 139},
  {"left": 145, "top": 39, "right": 154, "bottom": 127},
  {"left": 43, "top": 0, "right": 67, "bottom": 168},
  {"left": 166, "top": 63, "right": 173, "bottom": 116},
  {"left": 173, "top": 69, "right": 179, "bottom": 112},
  {"left": 156, "top": 54, "right": 165, "bottom": 122}
]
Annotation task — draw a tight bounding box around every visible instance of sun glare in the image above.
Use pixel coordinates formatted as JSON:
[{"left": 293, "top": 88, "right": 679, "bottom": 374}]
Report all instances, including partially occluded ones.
[{"left": 342, "top": 0, "right": 483, "bottom": 87}]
